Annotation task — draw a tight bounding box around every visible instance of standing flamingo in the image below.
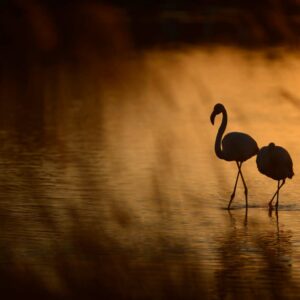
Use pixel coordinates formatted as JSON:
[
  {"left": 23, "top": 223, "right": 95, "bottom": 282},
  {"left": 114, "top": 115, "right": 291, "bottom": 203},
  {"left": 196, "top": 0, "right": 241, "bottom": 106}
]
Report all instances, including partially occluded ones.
[
  {"left": 256, "top": 142, "right": 294, "bottom": 209},
  {"left": 210, "top": 103, "right": 259, "bottom": 209}
]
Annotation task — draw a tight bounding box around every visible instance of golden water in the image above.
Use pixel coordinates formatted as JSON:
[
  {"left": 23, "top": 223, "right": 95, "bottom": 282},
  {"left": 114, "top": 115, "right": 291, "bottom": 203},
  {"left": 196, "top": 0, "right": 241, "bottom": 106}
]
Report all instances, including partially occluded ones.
[{"left": 1, "top": 47, "right": 300, "bottom": 299}]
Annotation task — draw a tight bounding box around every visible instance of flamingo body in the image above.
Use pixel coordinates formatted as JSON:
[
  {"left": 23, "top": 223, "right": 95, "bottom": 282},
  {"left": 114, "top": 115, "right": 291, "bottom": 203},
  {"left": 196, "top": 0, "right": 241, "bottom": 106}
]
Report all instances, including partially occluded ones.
[
  {"left": 222, "top": 132, "right": 258, "bottom": 162},
  {"left": 256, "top": 143, "right": 294, "bottom": 208},
  {"left": 257, "top": 144, "right": 294, "bottom": 180}
]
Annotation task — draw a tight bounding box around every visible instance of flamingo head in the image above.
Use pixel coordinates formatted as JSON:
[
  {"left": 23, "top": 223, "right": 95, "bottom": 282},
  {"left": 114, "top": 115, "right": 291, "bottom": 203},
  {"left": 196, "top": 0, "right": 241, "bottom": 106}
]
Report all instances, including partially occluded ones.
[
  {"left": 210, "top": 103, "right": 225, "bottom": 125},
  {"left": 268, "top": 142, "right": 276, "bottom": 151}
]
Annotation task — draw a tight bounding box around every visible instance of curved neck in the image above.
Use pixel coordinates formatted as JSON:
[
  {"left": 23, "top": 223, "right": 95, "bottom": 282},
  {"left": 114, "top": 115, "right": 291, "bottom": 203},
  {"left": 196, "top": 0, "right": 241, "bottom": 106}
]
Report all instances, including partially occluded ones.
[{"left": 215, "top": 108, "right": 227, "bottom": 159}]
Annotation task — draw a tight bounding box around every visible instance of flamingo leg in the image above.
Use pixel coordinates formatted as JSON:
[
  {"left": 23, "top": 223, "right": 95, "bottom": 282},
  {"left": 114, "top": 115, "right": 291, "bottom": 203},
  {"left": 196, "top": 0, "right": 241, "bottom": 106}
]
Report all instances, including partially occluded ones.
[
  {"left": 237, "top": 162, "right": 248, "bottom": 208},
  {"left": 275, "top": 180, "right": 280, "bottom": 209},
  {"left": 269, "top": 179, "right": 286, "bottom": 208},
  {"left": 228, "top": 163, "right": 241, "bottom": 210}
]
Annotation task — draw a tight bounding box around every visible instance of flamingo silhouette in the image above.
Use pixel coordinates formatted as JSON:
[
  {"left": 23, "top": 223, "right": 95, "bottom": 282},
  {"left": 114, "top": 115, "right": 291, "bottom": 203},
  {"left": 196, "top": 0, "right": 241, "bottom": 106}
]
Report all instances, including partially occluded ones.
[
  {"left": 256, "top": 143, "right": 294, "bottom": 209},
  {"left": 210, "top": 103, "right": 258, "bottom": 209}
]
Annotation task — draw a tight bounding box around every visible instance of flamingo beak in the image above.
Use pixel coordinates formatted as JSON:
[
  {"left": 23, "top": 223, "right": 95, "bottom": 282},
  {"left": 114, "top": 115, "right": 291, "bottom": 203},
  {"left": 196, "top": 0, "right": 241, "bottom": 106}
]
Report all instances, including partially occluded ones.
[{"left": 210, "top": 111, "right": 216, "bottom": 125}]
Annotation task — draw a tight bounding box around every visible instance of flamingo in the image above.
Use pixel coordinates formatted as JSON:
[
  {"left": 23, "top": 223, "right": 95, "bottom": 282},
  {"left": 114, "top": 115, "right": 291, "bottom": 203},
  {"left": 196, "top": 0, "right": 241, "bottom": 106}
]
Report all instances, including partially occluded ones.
[
  {"left": 210, "top": 103, "right": 259, "bottom": 209},
  {"left": 256, "top": 142, "right": 294, "bottom": 209}
]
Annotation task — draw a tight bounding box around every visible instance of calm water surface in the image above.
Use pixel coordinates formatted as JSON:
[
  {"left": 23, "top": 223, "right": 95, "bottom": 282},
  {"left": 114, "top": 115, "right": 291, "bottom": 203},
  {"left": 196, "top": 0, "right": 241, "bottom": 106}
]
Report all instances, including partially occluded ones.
[{"left": 1, "top": 47, "right": 300, "bottom": 299}]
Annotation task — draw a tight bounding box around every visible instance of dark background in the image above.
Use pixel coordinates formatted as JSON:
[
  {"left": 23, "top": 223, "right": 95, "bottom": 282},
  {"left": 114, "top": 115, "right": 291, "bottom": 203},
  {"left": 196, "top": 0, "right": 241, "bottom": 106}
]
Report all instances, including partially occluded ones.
[{"left": 1, "top": 0, "right": 300, "bottom": 56}]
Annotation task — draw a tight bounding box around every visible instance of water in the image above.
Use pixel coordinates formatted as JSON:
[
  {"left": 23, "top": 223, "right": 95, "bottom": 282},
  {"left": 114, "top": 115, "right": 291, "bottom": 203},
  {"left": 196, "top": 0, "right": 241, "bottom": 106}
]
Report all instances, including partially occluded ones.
[{"left": 1, "top": 47, "right": 300, "bottom": 299}]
